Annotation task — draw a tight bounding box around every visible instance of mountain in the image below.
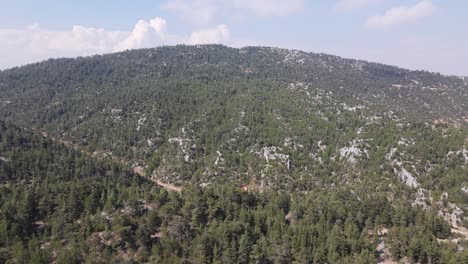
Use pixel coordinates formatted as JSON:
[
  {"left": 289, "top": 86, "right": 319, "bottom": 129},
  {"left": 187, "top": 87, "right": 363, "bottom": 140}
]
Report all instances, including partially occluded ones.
[
  {"left": 0, "top": 120, "right": 463, "bottom": 263},
  {"left": 0, "top": 45, "right": 467, "bottom": 263},
  {"left": 2, "top": 45, "right": 467, "bottom": 123}
]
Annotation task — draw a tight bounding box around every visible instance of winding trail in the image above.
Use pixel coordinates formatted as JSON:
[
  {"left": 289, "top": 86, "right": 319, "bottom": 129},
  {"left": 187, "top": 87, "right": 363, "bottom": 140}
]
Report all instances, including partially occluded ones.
[
  {"left": 452, "top": 226, "right": 468, "bottom": 240},
  {"left": 33, "top": 128, "right": 183, "bottom": 192},
  {"left": 131, "top": 166, "right": 182, "bottom": 192},
  {"left": 154, "top": 180, "right": 182, "bottom": 192}
]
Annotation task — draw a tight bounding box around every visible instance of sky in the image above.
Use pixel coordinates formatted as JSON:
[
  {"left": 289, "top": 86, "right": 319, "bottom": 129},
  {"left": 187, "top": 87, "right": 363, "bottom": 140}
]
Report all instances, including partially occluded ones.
[{"left": 0, "top": 0, "right": 467, "bottom": 76}]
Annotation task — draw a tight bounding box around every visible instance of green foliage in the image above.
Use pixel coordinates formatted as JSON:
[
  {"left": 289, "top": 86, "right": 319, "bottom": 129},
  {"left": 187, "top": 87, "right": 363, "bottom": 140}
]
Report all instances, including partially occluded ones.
[{"left": 0, "top": 45, "right": 467, "bottom": 263}]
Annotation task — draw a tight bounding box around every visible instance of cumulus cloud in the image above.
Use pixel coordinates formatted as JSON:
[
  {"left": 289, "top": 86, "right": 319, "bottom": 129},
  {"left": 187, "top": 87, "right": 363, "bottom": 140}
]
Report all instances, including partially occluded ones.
[
  {"left": 114, "top": 17, "right": 167, "bottom": 51},
  {"left": 335, "top": 0, "right": 383, "bottom": 11},
  {"left": 365, "top": 0, "right": 437, "bottom": 29},
  {"left": 189, "top": 24, "right": 230, "bottom": 44},
  {"left": 163, "top": 0, "right": 303, "bottom": 25},
  {"left": 0, "top": 17, "right": 231, "bottom": 69}
]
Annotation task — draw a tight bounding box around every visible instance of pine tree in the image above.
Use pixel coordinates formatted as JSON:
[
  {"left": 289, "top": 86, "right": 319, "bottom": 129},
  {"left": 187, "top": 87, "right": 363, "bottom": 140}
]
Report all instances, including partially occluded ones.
[
  {"left": 407, "top": 236, "right": 420, "bottom": 263},
  {"left": 238, "top": 232, "right": 252, "bottom": 264},
  {"left": 250, "top": 237, "right": 269, "bottom": 264},
  {"left": 271, "top": 234, "right": 292, "bottom": 264},
  {"left": 221, "top": 240, "right": 237, "bottom": 263},
  {"left": 0, "top": 218, "right": 9, "bottom": 247},
  {"left": 28, "top": 235, "right": 48, "bottom": 264},
  {"left": 11, "top": 241, "right": 29, "bottom": 264}
]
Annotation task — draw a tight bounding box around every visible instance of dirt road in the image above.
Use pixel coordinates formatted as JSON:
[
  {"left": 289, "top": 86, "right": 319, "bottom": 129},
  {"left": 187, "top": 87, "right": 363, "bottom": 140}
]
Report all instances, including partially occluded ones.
[{"left": 34, "top": 128, "right": 183, "bottom": 193}]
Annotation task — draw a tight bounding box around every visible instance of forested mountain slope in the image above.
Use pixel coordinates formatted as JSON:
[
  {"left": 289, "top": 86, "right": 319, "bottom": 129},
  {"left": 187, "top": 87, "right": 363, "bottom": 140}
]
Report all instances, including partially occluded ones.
[
  {"left": 0, "top": 45, "right": 466, "bottom": 191},
  {"left": 0, "top": 121, "right": 466, "bottom": 263},
  {"left": 1, "top": 45, "right": 467, "bottom": 122},
  {"left": 0, "top": 45, "right": 467, "bottom": 262},
  {"left": 0, "top": 120, "right": 160, "bottom": 262}
]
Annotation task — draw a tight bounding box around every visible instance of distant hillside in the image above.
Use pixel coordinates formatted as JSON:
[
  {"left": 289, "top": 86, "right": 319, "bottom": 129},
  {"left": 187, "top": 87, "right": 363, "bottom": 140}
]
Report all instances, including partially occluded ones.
[
  {"left": 0, "top": 45, "right": 467, "bottom": 263},
  {"left": 1, "top": 45, "right": 467, "bottom": 123},
  {"left": 0, "top": 44, "right": 466, "bottom": 185}
]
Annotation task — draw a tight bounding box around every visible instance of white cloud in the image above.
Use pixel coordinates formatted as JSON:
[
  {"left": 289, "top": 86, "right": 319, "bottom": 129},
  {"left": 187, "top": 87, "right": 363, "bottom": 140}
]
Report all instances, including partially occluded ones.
[
  {"left": 114, "top": 17, "right": 167, "bottom": 51},
  {"left": 0, "top": 17, "right": 231, "bottom": 69},
  {"left": 49, "top": 26, "right": 125, "bottom": 53},
  {"left": 232, "top": 0, "right": 303, "bottom": 17},
  {"left": 163, "top": 0, "right": 303, "bottom": 25},
  {"left": 189, "top": 24, "right": 230, "bottom": 44},
  {"left": 335, "top": 0, "right": 383, "bottom": 11},
  {"left": 3, "top": 24, "right": 124, "bottom": 54},
  {"left": 164, "top": 0, "right": 219, "bottom": 26},
  {"left": 365, "top": 0, "right": 437, "bottom": 29},
  {"left": 0, "top": 23, "right": 127, "bottom": 69}
]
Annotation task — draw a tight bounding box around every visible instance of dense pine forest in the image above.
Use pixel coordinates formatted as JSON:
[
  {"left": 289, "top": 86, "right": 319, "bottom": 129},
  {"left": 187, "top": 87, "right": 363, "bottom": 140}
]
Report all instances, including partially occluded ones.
[
  {"left": 0, "top": 45, "right": 467, "bottom": 263},
  {"left": 0, "top": 121, "right": 466, "bottom": 263}
]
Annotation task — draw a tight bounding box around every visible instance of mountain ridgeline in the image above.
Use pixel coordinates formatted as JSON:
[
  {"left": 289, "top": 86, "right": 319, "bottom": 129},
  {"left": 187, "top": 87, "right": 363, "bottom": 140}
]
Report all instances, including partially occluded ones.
[
  {"left": 0, "top": 45, "right": 467, "bottom": 263},
  {"left": 1, "top": 45, "right": 467, "bottom": 124}
]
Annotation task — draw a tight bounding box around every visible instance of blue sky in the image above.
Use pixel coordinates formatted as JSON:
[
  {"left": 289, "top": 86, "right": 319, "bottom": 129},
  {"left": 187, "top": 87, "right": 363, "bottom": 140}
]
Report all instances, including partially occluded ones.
[{"left": 0, "top": 0, "right": 467, "bottom": 76}]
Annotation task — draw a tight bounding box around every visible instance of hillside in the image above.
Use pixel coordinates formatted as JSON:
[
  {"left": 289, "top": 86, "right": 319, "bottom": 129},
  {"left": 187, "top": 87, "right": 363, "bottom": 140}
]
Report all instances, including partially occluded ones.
[
  {"left": 1, "top": 45, "right": 467, "bottom": 122},
  {"left": 0, "top": 120, "right": 466, "bottom": 263},
  {"left": 0, "top": 45, "right": 467, "bottom": 263}
]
